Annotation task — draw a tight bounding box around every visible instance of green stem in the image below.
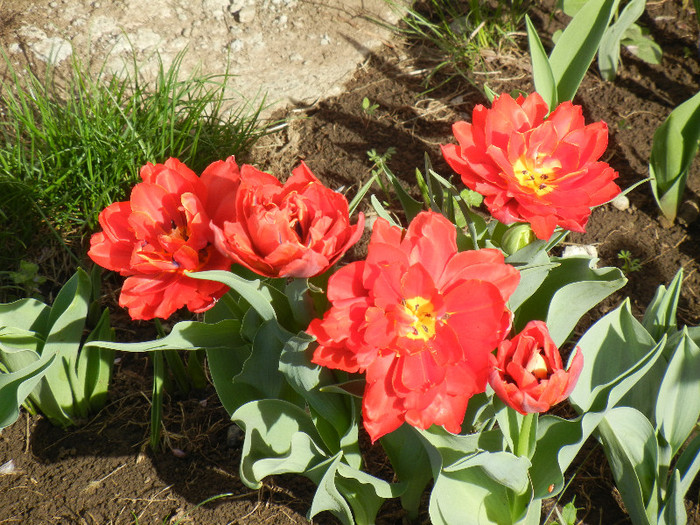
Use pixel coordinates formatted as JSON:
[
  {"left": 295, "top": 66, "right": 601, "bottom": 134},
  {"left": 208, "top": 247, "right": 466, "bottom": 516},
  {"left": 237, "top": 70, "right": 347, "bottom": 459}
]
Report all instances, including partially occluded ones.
[
  {"left": 187, "top": 349, "right": 208, "bottom": 390},
  {"left": 153, "top": 318, "right": 190, "bottom": 394},
  {"left": 150, "top": 349, "right": 164, "bottom": 452},
  {"left": 516, "top": 412, "right": 536, "bottom": 458}
]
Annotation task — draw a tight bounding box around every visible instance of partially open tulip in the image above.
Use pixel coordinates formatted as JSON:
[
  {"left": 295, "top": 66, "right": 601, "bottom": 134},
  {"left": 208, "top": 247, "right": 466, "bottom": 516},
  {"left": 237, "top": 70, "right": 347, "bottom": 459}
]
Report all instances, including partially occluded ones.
[
  {"left": 441, "top": 92, "right": 621, "bottom": 240},
  {"left": 207, "top": 158, "right": 364, "bottom": 279},
  {"left": 88, "top": 158, "right": 232, "bottom": 320},
  {"left": 308, "top": 211, "right": 520, "bottom": 442},
  {"left": 489, "top": 320, "right": 583, "bottom": 414}
]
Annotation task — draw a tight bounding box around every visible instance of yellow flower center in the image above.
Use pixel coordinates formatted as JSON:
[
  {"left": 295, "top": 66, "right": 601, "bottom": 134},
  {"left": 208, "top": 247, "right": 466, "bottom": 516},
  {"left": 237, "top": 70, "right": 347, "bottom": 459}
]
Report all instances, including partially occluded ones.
[
  {"left": 513, "top": 155, "right": 560, "bottom": 196},
  {"left": 525, "top": 351, "right": 549, "bottom": 379},
  {"left": 403, "top": 296, "right": 437, "bottom": 341}
]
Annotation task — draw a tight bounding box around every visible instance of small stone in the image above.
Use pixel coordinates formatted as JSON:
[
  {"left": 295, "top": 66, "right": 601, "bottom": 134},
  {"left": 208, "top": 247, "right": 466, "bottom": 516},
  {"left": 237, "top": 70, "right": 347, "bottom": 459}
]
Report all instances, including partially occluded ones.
[
  {"left": 171, "top": 448, "right": 187, "bottom": 458},
  {"left": 228, "top": 39, "right": 244, "bottom": 52},
  {"left": 237, "top": 5, "right": 256, "bottom": 24},
  {"left": 320, "top": 34, "right": 331, "bottom": 46},
  {"left": 0, "top": 460, "right": 18, "bottom": 475},
  {"left": 562, "top": 244, "right": 598, "bottom": 260},
  {"left": 610, "top": 194, "right": 630, "bottom": 212}
]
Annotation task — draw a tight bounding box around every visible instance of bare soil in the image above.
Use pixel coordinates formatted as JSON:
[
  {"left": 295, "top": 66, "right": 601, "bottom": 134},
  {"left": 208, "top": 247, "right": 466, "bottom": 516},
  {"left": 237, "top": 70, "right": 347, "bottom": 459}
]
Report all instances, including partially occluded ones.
[{"left": 2, "top": 0, "right": 700, "bottom": 524}]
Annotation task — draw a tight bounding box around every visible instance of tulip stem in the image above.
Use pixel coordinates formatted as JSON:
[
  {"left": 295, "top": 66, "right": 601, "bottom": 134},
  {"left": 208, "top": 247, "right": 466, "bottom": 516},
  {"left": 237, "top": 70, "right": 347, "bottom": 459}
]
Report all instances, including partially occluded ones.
[{"left": 516, "top": 412, "right": 536, "bottom": 458}]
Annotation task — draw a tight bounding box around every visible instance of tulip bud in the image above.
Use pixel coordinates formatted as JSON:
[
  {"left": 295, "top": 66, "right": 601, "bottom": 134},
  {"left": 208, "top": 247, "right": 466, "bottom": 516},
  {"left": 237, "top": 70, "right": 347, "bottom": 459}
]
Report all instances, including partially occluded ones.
[{"left": 501, "top": 223, "right": 536, "bottom": 255}]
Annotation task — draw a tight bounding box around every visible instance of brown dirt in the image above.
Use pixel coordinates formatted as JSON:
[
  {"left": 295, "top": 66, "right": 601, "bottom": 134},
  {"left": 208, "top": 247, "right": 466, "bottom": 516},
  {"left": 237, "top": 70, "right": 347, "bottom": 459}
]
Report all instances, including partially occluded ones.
[{"left": 2, "top": 0, "right": 700, "bottom": 524}]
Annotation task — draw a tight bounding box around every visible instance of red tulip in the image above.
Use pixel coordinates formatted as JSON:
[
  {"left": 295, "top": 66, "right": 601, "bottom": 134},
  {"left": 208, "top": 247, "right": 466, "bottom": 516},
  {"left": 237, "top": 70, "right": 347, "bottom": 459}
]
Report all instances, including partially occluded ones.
[
  {"left": 441, "top": 92, "right": 620, "bottom": 240},
  {"left": 308, "top": 211, "right": 520, "bottom": 442},
  {"left": 88, "top": 158, "right": 232, "bottom": 320},
  {"left": 489, "top": 321, "right": 583, "bottom": 414},
  {"left": 207, "top": 159, "right": 364, "bottom": 279}
]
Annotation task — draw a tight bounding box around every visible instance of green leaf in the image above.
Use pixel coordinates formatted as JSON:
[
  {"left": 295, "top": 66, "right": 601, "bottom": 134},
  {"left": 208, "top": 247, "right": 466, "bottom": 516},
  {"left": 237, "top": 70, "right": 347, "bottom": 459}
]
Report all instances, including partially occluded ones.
[
  {"left": 86, "top": 319, "right": 244, "bottom": 353},
  {"left": 642, "top": 269, "right": 682, "bottom": 340},
  {"left": 0, "top": 350, "right": 57, "bottom": 429},
  {"left": 623, "top": 24, "right": 663, "bottom": 64},
  {"left": 370, "top": 194, "right": 400, "bottom": 227},
  {"left": 428, "top": 451, "right": 531, "bottom": 525},
  {"left": 649, "top": 90, "right": 700, "bottom": 222},
  {"left": 380, "top": 424, "right": 432, "bottom": 520},
  {"left": 505, "top": 244, "right": 558, "bottom": 313},
  {"left": 385, "top": 168, "right": 424, "bottom": 222},
  {"left": 672, "top": 432, "right": 700, "bottom": 501},
  {"left": 78, "top": 308, "right": 115, "bottom": 412},
  {"left": 660, "top": 470, "right": 687, "bottom": 525},
  {"left": 597, "top": 0, "right": 645, "bottom": 80},
  {"left": 530, "top": 335, "right": 666, "bottom": 498},
  {"left": 0, "top": 298, "right": 50, "bottom": 334},
  {"left": 232, "top": 399, "right": 328, "bottom": 489},
  {"left": 515, "top": 256, "right": 626, "bottom": 346},
  {"left": 279, "top": 331, "right": 354, "bottom": 455},
  {"left": 41, "top": 269, "right": 92, "bottom": 423},
  {"left": 525, "top": 15, "right": 557, "bottom": 109},
  {"left": 654, "top": 330, "right": 700, "bottom": 456},
  {"left": 233, "top": 320, "right": 290, "bottom": 402},
  {"left": 187, "top": 269, "right": 277, "bottom": 321},
  {"left": 569, "top": 300, "right": 658, "bottom": 415},
  {"left": 335, "top": 462, "right": 403, "bottom": 525},
  {"left": 549, "top": 0, "right": 615, "bottom": 103},
  {"left": 307, "top": 455, "right": 355, "bottom": 525},
  {"left": 598, "top": 407, "right": 658, "bottom": 524}
]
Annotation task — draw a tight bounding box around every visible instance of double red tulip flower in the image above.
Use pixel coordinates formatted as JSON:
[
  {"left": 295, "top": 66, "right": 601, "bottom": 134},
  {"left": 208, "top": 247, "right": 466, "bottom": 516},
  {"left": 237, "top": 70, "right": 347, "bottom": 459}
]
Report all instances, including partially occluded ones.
[
  {"left": 308, "top": 211, "right": 520, "bottom": 441},
  {"left": 442, "top": 92, "right": 621, "bottom": 240},
  {"left": 89, "top": 157, "right": 363, "bottom": 320}
]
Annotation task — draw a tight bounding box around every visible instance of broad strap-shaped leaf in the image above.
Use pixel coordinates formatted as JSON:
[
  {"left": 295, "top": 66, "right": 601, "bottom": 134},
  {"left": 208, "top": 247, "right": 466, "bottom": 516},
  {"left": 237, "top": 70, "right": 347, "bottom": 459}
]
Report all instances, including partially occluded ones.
[
  {"left": 530, "top": 335, "right": 666, "bottom": 498},
  {"left": 660, "top": 470, "right": 687, "bottom": 525},
  {"left": 654, "top": 329, "right": 700, "bottom": 456},
  {"left": 505, "top": 244, "right": 558, "bottom": 313},
  {"left": 232, "top": 399, "right": 328, "bottom": 489},
  {"left": 41, "top": 269, "right": 92, "bottom": 424},
  {"left": 649, "top": 90, "right": 700, "bottom": 221},
  {"left": 672, "top": 433, "right": 700, "bottom": 503},
  {"left": 76, "top": 308, "right": 115, "bottom": 412},
  {"left": 598, "top": 0, "right": 645, "bottom": 80},
  {"left": 0, "top": 297, "right": 50, "bottom": 334},
  {"left": 187, "top": 269, "right": 277, "bottom": 321},
  {"left": 279, "top": 331, "right": 356, "bottom": 460},
  {"left": 380, "top": 424, "right": 433, "bottom": 520},
  {"left": 426, "top": 448, "right": 531, "bottom": 525},
  {"left": 0, "top": 349, "right": 57, "bottom": 429},
  {"left": 597, "top": 407, "right": 659, "bottom": 525},
  {"left": 85, "top": 319, "right": 244, "bottom": 353},
  {"left": 333, "top": 460, "right": 403, "bottom": 525},
  {"left": 515, "top": 256, "right": 626, "bottom": 346},
  {"left": 549, "top": 0, "right": 616, "bottom": 103},
  {"left": 569, "top": 299, "right": 660, "bottom": 415},
  {"left": 526, "top": 15, "right": 557, "bottom": 109},
  {"left": 642, "top": 269, "right": 682, "bottom": 340}
]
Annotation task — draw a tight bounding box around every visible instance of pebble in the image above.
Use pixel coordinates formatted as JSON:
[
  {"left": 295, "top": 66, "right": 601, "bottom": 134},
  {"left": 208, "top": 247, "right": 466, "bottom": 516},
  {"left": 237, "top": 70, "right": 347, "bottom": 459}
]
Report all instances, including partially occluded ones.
[
  {"left": 237, "top": 5, "right": 256, "bottom": 24},
  {"left": 562, "top": 244, "right": 598, "bottom": 260},
  {"left": 610, "top": 194, "right": 630, "bottom": 212}
]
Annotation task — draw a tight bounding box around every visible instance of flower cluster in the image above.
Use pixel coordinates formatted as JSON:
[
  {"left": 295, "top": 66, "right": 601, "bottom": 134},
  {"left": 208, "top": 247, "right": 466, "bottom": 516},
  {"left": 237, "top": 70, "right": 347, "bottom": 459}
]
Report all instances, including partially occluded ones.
[
  {"left": 90, "top": 91, "right": 601, "bottom": 439},
  {"left": 89, "top": 157, "right": 364, "bottom": 320}
]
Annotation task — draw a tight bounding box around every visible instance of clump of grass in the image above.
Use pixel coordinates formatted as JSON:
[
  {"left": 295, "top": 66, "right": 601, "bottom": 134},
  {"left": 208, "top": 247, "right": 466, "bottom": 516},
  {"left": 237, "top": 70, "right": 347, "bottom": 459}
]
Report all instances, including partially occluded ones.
[
  {"left": 0, "top": 48, "right": 268, "bottom": 273},
  {"left": 381, "top": 0, "right": 529, "bottom": 87}
]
